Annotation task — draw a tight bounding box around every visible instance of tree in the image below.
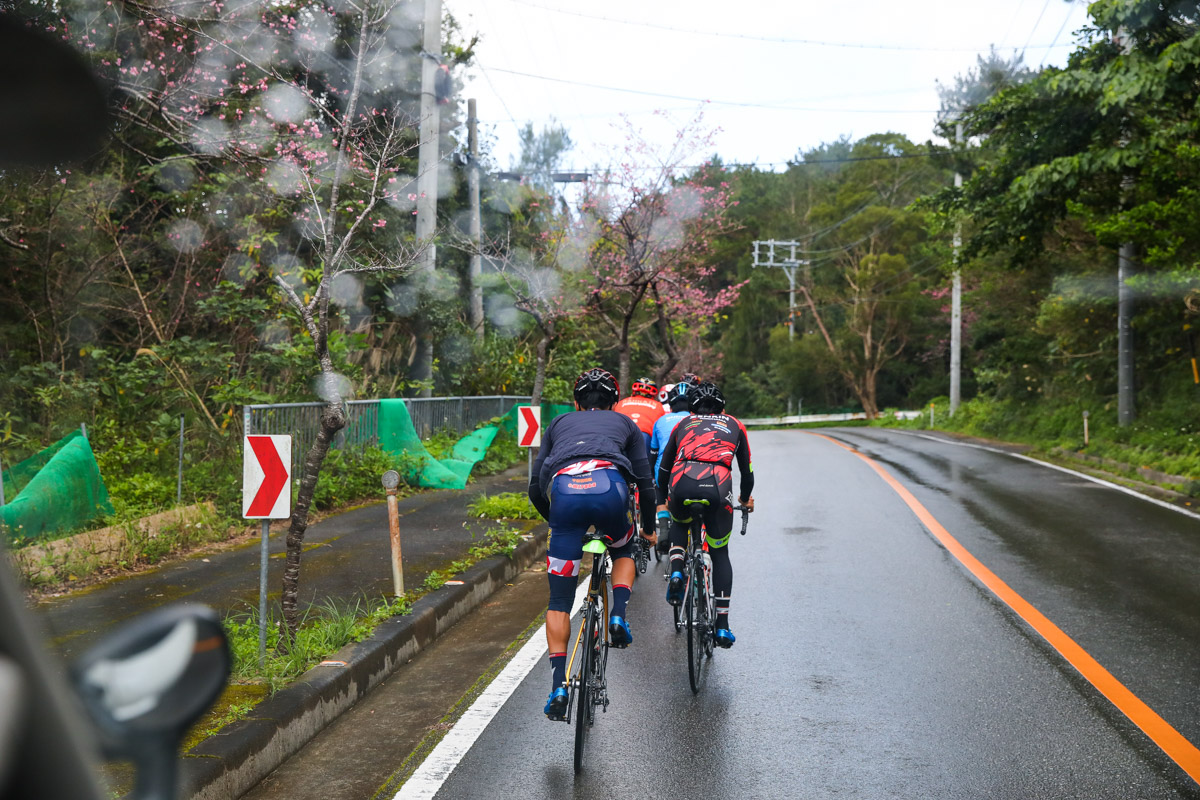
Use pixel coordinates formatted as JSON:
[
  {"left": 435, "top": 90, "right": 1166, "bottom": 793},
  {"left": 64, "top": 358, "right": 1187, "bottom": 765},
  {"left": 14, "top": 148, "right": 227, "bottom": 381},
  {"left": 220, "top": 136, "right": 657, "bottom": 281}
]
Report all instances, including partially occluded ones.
[
  {"left": 936, "top": 0, "right": 1200, "bottom": 422},
  {"left": 580, "top": 112, "right": 743, "bottom": 393},
  {"left": 47, "top": 0, "right": 441, "bottom": 645},
  {"left": 510, "top": 119, "right": 574, "bottom": 195}
]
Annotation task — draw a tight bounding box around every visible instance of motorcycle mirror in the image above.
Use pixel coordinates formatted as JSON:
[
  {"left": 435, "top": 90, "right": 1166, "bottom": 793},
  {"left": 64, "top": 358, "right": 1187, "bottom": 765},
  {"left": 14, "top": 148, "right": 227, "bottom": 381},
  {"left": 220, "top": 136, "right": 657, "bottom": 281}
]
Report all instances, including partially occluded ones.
[
  {"left": 0, "top": 15, "right": 109, "bottom": 166},
  {"left": 72, "top": 605, "right": 230, "bottom": 800}
]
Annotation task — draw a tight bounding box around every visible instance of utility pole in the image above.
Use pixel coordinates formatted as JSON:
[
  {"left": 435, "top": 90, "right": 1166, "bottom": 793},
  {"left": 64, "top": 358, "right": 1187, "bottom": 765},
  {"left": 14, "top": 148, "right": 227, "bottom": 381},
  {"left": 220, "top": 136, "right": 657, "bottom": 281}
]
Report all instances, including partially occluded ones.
[
  {"left": 1115, "top": 25, "right": 1137, "bottom": 426},
  {"left": 751, "top": 239, "right": 809, "bottom": 341},
  {"left": 753, "top": 239, "right": 811, "bottom": 416},
  {"left": 950, "top": 119, "right": 963, "bottom": 416},
  {"left": 467, "top": 98, "right": 483, "bottom": 338},
  {"left": 413, "top": 0, "right": 442, "bottom": 396}
]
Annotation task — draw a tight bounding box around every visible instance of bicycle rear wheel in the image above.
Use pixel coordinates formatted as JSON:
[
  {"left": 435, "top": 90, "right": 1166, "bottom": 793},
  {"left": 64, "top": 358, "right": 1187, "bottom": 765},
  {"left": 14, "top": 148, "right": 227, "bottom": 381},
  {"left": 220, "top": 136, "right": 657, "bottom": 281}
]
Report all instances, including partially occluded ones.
[
  {"left": 573, "top": 600, "right": 597, "bottom": 773},
  {"left": 686, "top": 560, "right": 705, "bottom": 694}
]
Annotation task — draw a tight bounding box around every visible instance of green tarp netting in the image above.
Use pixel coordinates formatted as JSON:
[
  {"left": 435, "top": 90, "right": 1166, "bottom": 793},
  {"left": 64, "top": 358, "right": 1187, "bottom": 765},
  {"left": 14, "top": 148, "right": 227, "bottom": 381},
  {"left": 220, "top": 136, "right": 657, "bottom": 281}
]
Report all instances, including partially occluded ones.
[
  {"left": 378, "top": 399, "right": 499, "bottom": 489},
  {"left": 1, "top": 430, "right": 113, "bottom": 540}
]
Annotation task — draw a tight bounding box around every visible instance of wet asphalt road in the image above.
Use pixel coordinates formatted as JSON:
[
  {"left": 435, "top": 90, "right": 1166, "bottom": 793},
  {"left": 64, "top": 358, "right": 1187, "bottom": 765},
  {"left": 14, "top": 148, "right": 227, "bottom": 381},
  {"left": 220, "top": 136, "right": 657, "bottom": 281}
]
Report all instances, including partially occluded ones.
[{"left": 420, "top": 428, "right": 1200, "bottom": 799}]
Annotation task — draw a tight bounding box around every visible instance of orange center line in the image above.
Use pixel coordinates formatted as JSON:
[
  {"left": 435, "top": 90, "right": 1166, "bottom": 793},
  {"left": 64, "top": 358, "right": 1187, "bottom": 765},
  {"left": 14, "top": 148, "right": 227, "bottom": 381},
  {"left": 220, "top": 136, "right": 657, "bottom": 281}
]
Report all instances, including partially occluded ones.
[{"left": 809, "top": 431, "right": 1200, "bottom": 785}]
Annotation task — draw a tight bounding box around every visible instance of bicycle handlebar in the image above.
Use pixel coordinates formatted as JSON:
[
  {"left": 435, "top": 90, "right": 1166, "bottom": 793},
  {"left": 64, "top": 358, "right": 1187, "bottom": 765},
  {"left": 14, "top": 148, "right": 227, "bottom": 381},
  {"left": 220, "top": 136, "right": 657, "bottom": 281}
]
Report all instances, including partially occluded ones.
[{"left": 733, "top": 504, "right": 750, "bottom": 536}]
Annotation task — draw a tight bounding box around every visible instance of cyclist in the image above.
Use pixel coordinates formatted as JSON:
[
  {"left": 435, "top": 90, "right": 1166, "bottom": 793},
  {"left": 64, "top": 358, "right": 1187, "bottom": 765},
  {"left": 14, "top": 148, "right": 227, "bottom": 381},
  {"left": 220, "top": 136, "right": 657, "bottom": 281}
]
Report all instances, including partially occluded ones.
[
  {"left": 613, "top": 376, "right": 664, "bottom": 451},
  {"left": 656, "top": 381, "right": 754, "bottom": 648},
  {"left": 529, "top": 368, "right": 658, "bottom": 719},
  {"left": 657, "top": 383, "right": 675, "bottom": 413},
  {"left": 648, "top": 381, "right": 695, "bottom": 551}
]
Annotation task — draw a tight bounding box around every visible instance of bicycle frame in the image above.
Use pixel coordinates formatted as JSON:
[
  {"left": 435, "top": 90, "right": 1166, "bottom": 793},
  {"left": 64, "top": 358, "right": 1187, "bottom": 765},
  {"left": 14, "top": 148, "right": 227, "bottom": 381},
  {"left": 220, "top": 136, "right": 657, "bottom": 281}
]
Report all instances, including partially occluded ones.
[{"left": 563, "top": 537, "right": 610, "bottom": 726}]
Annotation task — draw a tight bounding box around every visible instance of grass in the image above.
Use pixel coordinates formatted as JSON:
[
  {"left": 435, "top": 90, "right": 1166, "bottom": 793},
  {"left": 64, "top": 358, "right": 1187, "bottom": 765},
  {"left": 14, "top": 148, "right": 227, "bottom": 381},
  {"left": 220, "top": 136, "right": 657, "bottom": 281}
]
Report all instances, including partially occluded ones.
[
  {"left": 872, "top": 395, "right": 1200, "bottom": 491},
  {"left": 221, "top": 524, "right": 526, "bottom": 693},
  {"left": 466, "top": 491, "right": 540, "bottom": 520}
]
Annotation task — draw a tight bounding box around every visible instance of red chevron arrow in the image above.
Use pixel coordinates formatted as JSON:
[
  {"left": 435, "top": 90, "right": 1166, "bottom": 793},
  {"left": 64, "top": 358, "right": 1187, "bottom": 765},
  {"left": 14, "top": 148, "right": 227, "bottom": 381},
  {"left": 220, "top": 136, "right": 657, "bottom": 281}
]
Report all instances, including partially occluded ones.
[
  {"left": 246, "top": 436, "right": 288, "bottom": 517},
  {"left": 518, "top": 406, "right": 540, "bottom": 446}
]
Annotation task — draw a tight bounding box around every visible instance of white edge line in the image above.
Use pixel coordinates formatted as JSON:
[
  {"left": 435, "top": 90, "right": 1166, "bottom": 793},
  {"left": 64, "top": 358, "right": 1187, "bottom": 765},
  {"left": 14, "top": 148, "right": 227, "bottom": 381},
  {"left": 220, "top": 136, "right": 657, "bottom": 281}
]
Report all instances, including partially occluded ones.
[
  {"left": 395, "top": 576, "right": 593, "bottom": 799},
  {"left": 893, "top": 430, "right": 1200, "bottom": 522}
]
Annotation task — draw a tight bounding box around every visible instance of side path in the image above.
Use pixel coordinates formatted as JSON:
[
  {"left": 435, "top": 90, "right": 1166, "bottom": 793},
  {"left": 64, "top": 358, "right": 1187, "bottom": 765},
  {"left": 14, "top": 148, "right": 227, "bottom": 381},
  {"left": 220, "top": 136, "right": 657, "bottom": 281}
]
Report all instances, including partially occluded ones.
[
  {"left": 36, "top": 467, "right": 531, "bottom": 662},
  {"left": 29, "top": 466, "right": 547, "bottom": 800}
]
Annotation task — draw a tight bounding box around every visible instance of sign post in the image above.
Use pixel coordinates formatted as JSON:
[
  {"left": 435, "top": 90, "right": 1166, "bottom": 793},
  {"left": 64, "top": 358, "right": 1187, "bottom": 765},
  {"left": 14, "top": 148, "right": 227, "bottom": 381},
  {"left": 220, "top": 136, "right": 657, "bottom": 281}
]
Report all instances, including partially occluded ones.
[
  {"left": 243, "top": 435, "right": 291, "bottom": 666},
  {"left": 516, "top": 405, "right": 541, "bottom": 484}
]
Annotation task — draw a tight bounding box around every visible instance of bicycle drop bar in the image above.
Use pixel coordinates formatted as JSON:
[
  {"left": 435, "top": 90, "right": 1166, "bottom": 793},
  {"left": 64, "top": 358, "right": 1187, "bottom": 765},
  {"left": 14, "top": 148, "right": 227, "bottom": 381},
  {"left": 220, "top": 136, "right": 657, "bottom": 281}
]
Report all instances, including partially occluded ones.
[{"left": 734, "top": 505, "right": 750, "bottom": 536}]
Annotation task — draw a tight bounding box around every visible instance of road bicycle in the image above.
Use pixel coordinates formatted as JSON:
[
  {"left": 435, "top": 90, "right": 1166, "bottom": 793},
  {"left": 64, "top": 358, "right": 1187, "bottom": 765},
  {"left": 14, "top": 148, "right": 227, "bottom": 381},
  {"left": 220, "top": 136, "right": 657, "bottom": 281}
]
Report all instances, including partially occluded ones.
[
  {"left": 629, "top": 489, "right": 650, "bottom": 575},
  {"left": 563, "top": 530, "right": 613, "bottom": 774},
  {"left": 675, "top": 502, "right": 750, "bottom": 694}
]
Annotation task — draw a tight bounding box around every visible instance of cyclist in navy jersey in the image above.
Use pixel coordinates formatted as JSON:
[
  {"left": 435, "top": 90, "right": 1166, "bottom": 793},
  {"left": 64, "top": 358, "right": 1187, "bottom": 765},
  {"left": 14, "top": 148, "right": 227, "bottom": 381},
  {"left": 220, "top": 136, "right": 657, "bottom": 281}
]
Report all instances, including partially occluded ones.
[
  {"left": 529, "top": 368, "right": 658, "bottom": 719},
  {"left": 657, "top": 381, "right": 754, "bottom": 648}
]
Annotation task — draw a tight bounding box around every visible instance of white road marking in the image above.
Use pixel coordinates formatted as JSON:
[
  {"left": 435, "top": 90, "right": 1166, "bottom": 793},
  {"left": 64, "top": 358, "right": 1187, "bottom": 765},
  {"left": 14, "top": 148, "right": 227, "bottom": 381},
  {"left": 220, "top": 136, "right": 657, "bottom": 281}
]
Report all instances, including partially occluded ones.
[
  {"left": 894, "top": 430, "right": 1200, "bottom": 522},
  {"left": 394, "top": 576, "right": 592, "bottom": 799}
]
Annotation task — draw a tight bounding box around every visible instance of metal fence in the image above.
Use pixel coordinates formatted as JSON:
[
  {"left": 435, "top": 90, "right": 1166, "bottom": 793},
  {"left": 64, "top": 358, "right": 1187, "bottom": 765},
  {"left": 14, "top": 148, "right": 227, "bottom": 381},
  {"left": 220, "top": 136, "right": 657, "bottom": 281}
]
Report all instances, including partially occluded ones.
[{"left": 243, "top": 396, "right": 530, "bottom": 471}]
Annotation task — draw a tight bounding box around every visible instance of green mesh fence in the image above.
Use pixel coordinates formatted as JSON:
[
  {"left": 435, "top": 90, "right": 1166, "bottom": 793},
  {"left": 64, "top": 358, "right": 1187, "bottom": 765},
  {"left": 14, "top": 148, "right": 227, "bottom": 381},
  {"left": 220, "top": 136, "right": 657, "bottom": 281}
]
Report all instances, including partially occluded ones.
[
  {"left": 378, "top": 399, "right": 499, "bottom": 489},
  {"left": 1, "top": 430, "right": 114, "bottom": 540}
]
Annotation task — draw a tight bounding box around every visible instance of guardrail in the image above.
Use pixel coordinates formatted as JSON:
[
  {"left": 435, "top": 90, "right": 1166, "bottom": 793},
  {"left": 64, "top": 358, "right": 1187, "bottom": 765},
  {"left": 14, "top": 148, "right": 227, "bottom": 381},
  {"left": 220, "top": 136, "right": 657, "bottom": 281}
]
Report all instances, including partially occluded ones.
[
  {"left": 242, "top": 395, "right": 531, "bottom": 470},
  {"left": 741, "top": 410, "right": 921, "bottom": 426}
]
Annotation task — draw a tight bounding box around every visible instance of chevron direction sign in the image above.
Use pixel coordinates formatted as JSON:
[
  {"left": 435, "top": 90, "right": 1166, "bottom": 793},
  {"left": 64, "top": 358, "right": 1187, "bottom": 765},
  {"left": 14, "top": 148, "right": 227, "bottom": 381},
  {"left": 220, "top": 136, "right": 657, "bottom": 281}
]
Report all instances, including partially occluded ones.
[
  {"left": 516, "top": 406, "right": 541, "bottom": 447},
  {"left": 243, "top": 435, "right": 292, "bottom": 519}
]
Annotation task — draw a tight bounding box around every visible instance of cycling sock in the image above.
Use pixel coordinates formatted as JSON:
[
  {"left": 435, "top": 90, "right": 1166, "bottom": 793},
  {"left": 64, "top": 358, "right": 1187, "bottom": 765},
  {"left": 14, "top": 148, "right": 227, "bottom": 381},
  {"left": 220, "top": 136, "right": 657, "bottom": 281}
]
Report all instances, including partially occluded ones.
[
  {"left": 611, "top": 584, "right": 632, "bottom": 618},
  {"left": 550, "top": 653, "right": 566, "bottom": 689},
  {"left": 715, "top": 595, "right": 730, "bottom": 629},
  {"left": 669, "top": 552, "right": 685, "bottom": 575}
]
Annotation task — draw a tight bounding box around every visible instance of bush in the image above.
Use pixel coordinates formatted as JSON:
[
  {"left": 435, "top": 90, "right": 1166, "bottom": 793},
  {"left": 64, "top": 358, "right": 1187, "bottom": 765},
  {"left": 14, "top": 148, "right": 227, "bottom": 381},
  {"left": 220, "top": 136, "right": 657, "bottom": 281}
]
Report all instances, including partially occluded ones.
[
  {"left": 312, "top": 446, "right": 404, "bottom": 510},
  {"left": 467, "top": 491, "right": 539, "bottom": 520}
]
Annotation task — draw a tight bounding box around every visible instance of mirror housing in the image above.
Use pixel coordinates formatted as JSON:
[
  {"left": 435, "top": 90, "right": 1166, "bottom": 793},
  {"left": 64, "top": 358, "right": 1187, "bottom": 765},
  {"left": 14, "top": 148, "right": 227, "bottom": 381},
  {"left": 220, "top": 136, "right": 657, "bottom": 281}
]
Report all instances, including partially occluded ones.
[{"left": 73, "top": 605, "right": 231, "bottom": 800}]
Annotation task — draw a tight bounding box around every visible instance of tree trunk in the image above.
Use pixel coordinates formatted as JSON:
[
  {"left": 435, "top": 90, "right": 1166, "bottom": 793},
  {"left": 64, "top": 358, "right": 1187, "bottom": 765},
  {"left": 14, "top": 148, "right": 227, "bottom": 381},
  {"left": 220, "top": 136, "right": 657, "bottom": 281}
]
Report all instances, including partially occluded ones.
[
  {"left": 531, "top": 332, "right": 550, "bottom": 409},
  {"left": 279, "top": 400, "right": 346, "bottom": 651}
]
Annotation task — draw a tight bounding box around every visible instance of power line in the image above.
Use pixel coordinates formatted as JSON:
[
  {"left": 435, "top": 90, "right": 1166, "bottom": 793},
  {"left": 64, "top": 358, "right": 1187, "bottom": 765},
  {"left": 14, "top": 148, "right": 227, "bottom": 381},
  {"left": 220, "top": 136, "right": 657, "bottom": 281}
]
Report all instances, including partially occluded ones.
[
  {"left": 506, "top": 0, "right": 1074, "bottom": 53},
  {"left": 482, "top": 66, "right": 938, "bottom": 112},
  {"left": 1020, "top": 0, "right": 1054, "bottom": 59}
]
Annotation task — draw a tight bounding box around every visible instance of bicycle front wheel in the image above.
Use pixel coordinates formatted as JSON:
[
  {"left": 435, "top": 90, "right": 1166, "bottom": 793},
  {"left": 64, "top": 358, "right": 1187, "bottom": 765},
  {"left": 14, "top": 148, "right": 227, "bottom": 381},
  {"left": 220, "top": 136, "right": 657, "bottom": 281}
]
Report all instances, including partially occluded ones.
[{"left": 573, "top": 601, "right": 597, "bottom": 774}]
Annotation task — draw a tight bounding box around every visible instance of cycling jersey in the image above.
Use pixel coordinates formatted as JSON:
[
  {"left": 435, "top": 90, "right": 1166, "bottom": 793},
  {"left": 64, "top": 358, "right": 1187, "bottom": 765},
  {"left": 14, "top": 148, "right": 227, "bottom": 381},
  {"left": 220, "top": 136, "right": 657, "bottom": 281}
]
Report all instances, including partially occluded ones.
[
  {"left": 657, "top": 412, "right": 754, "bottom": 506},
  {"left": 529, "top": 409, "right": 656, "bottom": 534},
  {"left": 613, "top": 395, "right": 664, "bottom": 438},
  {"left": 649, "top": 410, "right": 689, "bottom": 484}
]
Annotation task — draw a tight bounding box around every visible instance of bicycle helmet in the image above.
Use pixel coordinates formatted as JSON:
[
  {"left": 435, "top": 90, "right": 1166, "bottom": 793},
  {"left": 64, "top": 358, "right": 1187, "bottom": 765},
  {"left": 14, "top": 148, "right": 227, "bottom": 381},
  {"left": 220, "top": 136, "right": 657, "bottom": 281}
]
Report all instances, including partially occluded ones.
[
  {"left": 688, "top": 381, "right": 725, "bottom": 415},
  {"left": 573, "top": 367, "right": 619, "bottom": 409},
  {"left": 657, "top": 383, "right": 675, "bottom": 403},
  {"left": 679, "top": 372, "right": 701, "bottom": 386},
  {"left": 666, "top": 382, "right": 691, "bottom": 408},
  {"left": 631, "top": 376, "right": 658, "bottom": 399}
]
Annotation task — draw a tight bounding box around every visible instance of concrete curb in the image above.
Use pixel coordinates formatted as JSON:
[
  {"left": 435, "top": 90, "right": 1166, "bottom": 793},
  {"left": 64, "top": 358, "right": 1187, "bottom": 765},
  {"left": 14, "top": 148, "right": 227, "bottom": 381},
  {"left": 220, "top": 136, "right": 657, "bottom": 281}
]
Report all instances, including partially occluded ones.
[{"left": 179, "top": 529, "right": 547, "bottom": 800}]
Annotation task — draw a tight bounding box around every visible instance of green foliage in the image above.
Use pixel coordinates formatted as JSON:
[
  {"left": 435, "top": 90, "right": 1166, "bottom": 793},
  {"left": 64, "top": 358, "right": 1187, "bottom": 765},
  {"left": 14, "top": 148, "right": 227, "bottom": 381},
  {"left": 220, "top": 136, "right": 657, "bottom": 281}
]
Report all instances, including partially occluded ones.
[
  {"left": 467, "top": 492, "right": 539, "bottom": 520},
  {"left": 312, "top": 447, "right": 407, "bottom": 511}
]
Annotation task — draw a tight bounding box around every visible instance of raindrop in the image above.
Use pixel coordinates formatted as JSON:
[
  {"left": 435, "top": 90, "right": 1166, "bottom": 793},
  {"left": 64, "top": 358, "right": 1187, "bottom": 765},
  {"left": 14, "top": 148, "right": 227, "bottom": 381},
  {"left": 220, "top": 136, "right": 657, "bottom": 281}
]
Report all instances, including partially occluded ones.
[
  {"left": 313, "top": 371, "right": 353, "bottom": 403},
  {"left": 264, "top": 83, "right": 308, "bottom": 124},
  {"left": 267, "top": 160, "right": 304, "bottom": 196},
  {"left": 385, "top": 283, "right": 418, "bottom": 316},
  {"left": 168, "top": 219, "right": 204, "bottom": 253}
]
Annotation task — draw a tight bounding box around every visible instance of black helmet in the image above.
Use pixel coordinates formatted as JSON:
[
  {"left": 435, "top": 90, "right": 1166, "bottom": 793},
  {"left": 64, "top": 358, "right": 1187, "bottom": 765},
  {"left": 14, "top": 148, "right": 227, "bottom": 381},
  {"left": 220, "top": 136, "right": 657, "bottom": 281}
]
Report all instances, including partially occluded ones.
[
  {"left": 574, "top": 367, "right": 619, "bottom": 409},
  {"left": 679, "top": 372, "right": 700, "bottom": 387},
  {"left": 688, "top": 381, "right": 725, "bottom": 414},
  {"left": 666, "top": 382, "right": 691, "bottom": 408}
]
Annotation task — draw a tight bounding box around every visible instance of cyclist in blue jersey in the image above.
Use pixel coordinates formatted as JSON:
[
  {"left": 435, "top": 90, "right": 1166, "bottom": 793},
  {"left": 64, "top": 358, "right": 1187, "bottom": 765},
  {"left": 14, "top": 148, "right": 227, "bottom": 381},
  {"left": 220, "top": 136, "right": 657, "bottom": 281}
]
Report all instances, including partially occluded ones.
[
  {"left": 528, "top": 368, "right": 658, "bottom": 720},
  {"left": 648, "top": 381, "right": 694, "bottom": 551}
]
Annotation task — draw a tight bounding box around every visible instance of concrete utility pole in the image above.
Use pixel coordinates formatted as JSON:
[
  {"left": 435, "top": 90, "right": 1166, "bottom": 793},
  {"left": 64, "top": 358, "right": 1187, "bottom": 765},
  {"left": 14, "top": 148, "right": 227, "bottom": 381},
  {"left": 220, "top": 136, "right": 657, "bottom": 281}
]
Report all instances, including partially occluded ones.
[
  {"left": 413, "top": 0, "right": 442, "bottom": 396},
  {"left": 950, "top": 119, "right": 963, "bottom": 416},
  {"left": 751, "top": 239, "right": 810, "bottom": 341},
  {"left": 1115, "top": 25, "right": 1137, "bottom": 426},
  {"left": 467, "top": 98, "right": 483, "bottom": 338},
  {"left": 753, "top": 239, "right": 810, "bottom": 416}
]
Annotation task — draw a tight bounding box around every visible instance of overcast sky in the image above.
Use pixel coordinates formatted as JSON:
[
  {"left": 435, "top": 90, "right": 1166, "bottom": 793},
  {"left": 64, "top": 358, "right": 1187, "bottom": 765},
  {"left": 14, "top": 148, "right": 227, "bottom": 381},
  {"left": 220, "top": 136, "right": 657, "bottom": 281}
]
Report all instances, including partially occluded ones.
[{"left": 444, "top": 0, "right": 1095, "bottom": 173}]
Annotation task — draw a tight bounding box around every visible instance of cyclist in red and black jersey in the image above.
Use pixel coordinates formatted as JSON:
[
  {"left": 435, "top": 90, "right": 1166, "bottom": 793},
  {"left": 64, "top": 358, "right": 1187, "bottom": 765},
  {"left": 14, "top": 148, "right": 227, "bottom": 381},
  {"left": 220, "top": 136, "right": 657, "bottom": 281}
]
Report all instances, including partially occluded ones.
[{"left": 656, "top": 381, "right": 754, "bottom": 648}]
